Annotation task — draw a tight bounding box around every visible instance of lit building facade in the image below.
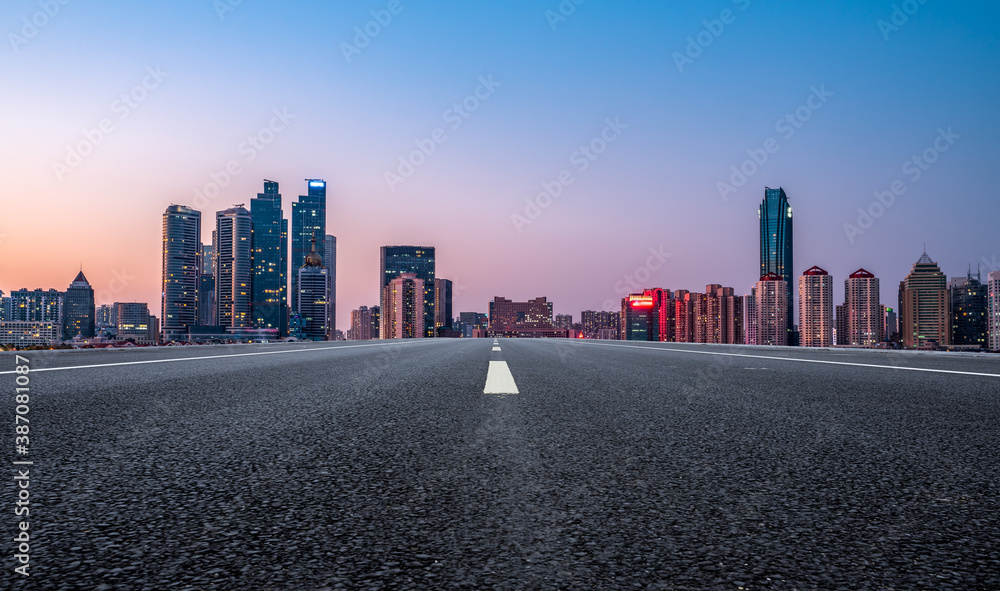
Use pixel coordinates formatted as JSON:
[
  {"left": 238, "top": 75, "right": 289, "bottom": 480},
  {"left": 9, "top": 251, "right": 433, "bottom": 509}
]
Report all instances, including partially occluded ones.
[
  {"left": 581, "top": 310, "right": 620, "bottom": 339},
  {"left": 488, "top": 296, "right": 563, "bottom": 338},
  {"left": 621, "top": 289, "right": 673, "bottom": 342},
  {"left": 844, "top": 269, "right": 881, "bottom": 347},
  {"left": 382, "top": 273, "right": 425, "bottom": 339},
  {"left": 251, "top": 180, "right": 288, "bottom": 336},
  {"left": 161, "top": 205, "right": 201, "bottom": 341},
  {"left": 380, "top": 246, "right": 436, "bottom": 338},
  {"left": 799, "top": 266, "right": 832, "bottom": 348},
  {"left": 754, "top": 273, "right": 788, "bottom": 346},
  {"left": 216, "top": 206, "right": 253, "bottom": 330},
  {"left": 0, "top": 322, "right": 60, "bottom": 347},
  {"left": 116, "top": 302, "right": 155, "bottom": 344},
  {"left": 435, "top": 278, "right": 453, "bottom": 333},
  {"left": 62, "top": 271, "right": 95, "bottom": 340},
  {"left": 349, "top": 306, "right": 373, "bottom": 340},
  {"left": 297, "top": 237, "right": 329, "bottom": 341},
  {"left": 900, "top": 251, "right": 950, "bottom": 349},
  {"left": 950, "top": 271, "right": 988, "bottom": 348},
  {"left": 325, "top": 234, "right": 337, "bottom": 338},
  {"left": 197, "top": 244, "right": 217, "bottom": 327},
  {"left": 988, "top": 271, "right": 1000, "bottom": 351},
  {"left": 291, "top": 180, "right": 327, "bottom": 311},
  {"left": 760, "top": 187, "right": 794, "bottom": 342}
]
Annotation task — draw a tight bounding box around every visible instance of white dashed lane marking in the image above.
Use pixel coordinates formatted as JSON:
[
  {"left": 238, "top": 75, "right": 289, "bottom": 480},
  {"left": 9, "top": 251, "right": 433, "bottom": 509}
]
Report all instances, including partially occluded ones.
[{"left": 484, "top": 360, "right": 519, "bottom": 394}]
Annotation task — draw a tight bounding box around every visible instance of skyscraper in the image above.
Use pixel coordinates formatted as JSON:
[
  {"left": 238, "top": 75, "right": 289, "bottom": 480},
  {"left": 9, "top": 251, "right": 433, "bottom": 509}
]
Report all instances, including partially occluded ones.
[
  {"left": 291, "top": 180, "right": 327, "bottom": 312},
  {"left": 435, "top": 278, "right": 453, "bottom": 333},
  {"left": 297, "top": 236, "right": 329, "bottom": 341},
  {"left": 759, "top": 187, "right": 794, "bottom": 342},
  {"left": 754, "top": 273, "right": 788, "bottom": 346},
  {"left": 251, "top": 180, "right": 288, "bottom": 336},
  {"left": 197, "top": 244, "right": 217, "bottom": 327},
  {"left": 381, "top": 273, "right": 424, "bottom": 339},
  {"left": 349, "top": 306, "right": 373, "bottom": 340},
  {"left": 799, "top": 266, "right": 832, "bottom": 348},
  {"left": 621, "top": 289, "right": 672, "bottom": 342},
  {"left": 380, "top": 246, "right": 436, "bottom": 338},
  {"left": 0, "top": 291, "right": 10, "bottom": 322},
  {"left": 161, "top": 205, "right": 201, "bottom": 341},
  {"left": 900, "top": 251, "right": 951, "bottom": 349},
  {"left": 950, "top": 269, "right": 988, "bottom": 348},
  {"left": 844, "top": 269, "right": 881, "bottom": 347},
  {"left": 325, "top": 234, "right": 337, "bottom": 338},
  {"left": 988, "top": 271, "right": 1000, "bottom": 351},
  {"left": 62, "top": 271, "right": 95, "bottom": 340},
  {"left": 216, "top": 206, "right": 253, "bottom": 330}
]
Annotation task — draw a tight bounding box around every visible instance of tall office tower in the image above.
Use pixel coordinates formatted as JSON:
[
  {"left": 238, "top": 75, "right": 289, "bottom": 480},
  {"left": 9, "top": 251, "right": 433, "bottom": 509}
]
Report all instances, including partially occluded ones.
[
  {"left": 950, "top": 269, "right": 988, "bottom": 347},
  {"left": 297, "top": 237, "right": 329, "bottom": 341},
  {"left": 900, "top": 251, "right": 951, "bottom": 349},
  {"left": 325, "top": 235, "right": 337, "bottom": 338},
  {"left": 291, "top": 180, "right": 327, "bottom": 311},
  {"left": 349, "top": 306, "right": 373, "bottom": 340},
  {"left": 554, "top": 314, "right": 573, "bottom": 330},
  {"left": 759, "top": 187, "right": 794, "bottom": 343},
  {"left": 161, "top": 205, "right": 201, "bottom": 341},
  {"left": 884, "top": 307, "right": 898, "bottom": 342},
  {"left": 754, "top": 273, "right": 788, "bottom": 346},
  {"left": 381, "top": 273, "right": 425, "bottom": 339},
  {"left": 216, "top": 206, "right": 253, "bottom": 330},
  {"left": 835, "top": 304, "right": 848, "bottom": 346},
  {"left": 434, "top": 278, "right": 453, "bottom": 333},
  {"left": 621, "top": 289, "right": 673, "bottom": 341},
  {"left": 844, "top": 269, "right": 881, "bottom": 347},
  {"left": 745, "top": 288, "right": 758, "bottom": 345},
  {"left": 116, "top": 302, "right": 154, "bottom": 344},
  {"left": 62, "top": 271, "right": 95, "bottom": 340},
  {"left": 370, "top": 306, "right": 381, "bottom": 339},
  {"left": 251, "top": 180, "right": 288, "bottom": 336},
  {"left": 380, "top": 246, "right": 436, "bottom": 338},
  {"left": 798, "top": 266, "right": 833, "bottom": 348},
  {"left": 988, "top": 271, "right": 1000, "bottom": 351},
  {"left": 197, "top": 244, "right": 217, "bottom": 326}
]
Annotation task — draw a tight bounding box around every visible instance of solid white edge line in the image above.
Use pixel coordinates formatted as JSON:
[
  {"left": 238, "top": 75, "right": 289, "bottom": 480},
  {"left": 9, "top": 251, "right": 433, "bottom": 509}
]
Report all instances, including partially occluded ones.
[
  {"left": 0, "top": 341, "right": 435, "bottom": 374},
  {"left": 484, "top": 360, "right": 519, "bottom": 394},
  {"left": 572, "top": 341, "right": 1000, "bottom": 378}
]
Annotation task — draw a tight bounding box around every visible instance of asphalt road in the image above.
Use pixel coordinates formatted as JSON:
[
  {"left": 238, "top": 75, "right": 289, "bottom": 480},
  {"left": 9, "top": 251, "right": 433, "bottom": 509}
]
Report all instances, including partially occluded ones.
[{"left": 2, "top": 339, "right": 999, "bottom": 590}]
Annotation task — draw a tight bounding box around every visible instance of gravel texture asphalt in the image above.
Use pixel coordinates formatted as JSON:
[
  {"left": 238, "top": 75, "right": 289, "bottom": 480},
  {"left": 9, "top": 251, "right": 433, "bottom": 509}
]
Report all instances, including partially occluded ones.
[{"left": 2, "top": 339, "right": 999, "bottom": 590}]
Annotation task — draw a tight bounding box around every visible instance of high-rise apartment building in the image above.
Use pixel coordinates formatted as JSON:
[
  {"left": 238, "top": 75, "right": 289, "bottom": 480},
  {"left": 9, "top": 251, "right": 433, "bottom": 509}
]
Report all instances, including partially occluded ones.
[
  {"left": 197, "top": 244, "right": 217, "bottom": 327},
  {"left": 435, "top": 278, "right": 453, "bottom": 333},
  {"left": 297, "top": 236, "right": 328, "bottom": 341},
  {"left": 251, "top": 180, "right": 288, "bottom": 336},
  {"left": 291, "top": 180, "right": 327, "bottom": 311},
  {"left": 988, "top": 271, "right": 1000, "bottom": 351},
  {"left": 380, "top": 246, "right": 436, "bottom": 338},
  {"left": 349, "top": 306, "right": 373, "bottom": 340},
  {"left": 900, "top": 251, "right": 951, "bottom": 349},
  {"left": 370, "top": 306, "right": 381, "bottom": 339},
  {"left": 0, "top": 291, "right": 10, "bottom": 322},
  {"left": 844, "top": 269, "right": 881, "bottom": 347},
  {"left": 799, "top": 267, "right": 832, "bottom": 348},
  {"left": 950, "top": 270, "right": 988, "bottom": 348},
  {"left": 754, "top": 273, "right": 788, "bottom": 346},
  {"left": 216, "top": 206, "right": 253, "bottom": 330},
  {"left": 581, "top": 310, "right": 620, "bottom": 339},
  {"left": 745, "top": 288, "right": 758, "bottom": 345},
  {"left": 161, "top": 205, "right": 201, "bottom": 341},
  {"left": 62, "top": 271, "right": 95, "bottom": 340},
  {"left": 382, "top": 273, "right": 425, "bottom": 339},
  {"left": 760, "top": 187, "right": 794, "bottom": 342},
  {"left": 621, "top": 289, "right": 673, "bottom": 341},
  {"left": 325, "top": 234, "right": 337, "bottom": 338}
]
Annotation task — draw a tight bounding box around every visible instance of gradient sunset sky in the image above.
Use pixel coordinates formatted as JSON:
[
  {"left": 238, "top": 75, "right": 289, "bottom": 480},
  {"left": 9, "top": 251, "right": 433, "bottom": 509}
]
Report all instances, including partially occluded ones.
[{"left": 2, "top": 0, "right": 998, "bottom": 329}]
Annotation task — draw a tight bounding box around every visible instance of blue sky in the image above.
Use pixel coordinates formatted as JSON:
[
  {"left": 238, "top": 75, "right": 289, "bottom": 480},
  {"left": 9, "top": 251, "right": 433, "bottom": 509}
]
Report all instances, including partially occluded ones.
[{"left": 1, "top": 0, "right": 997, "bottom": 326}]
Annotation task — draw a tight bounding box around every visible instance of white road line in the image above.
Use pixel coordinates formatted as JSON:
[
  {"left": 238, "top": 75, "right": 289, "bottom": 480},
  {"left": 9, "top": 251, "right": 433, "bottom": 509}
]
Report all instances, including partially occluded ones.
[
  {"left": 484, "top": 360, "right": 519, "bottom": 394},
  {"left": 492, "top": 347, "right": 502, "bottom": 352},
  {"left": 0, "top": 341, "right": 428, "bottom": 374},
  {"left": 576, "top": 342, "right": 1000, "bottom": 378}
]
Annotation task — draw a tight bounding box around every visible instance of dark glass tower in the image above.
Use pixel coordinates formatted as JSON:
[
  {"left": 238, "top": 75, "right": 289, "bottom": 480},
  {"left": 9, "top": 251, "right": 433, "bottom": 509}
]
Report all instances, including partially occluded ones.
[
  {"left": 380, "top": 246, "right": 436, "bottom": 338},
  {"left": 161, "top": 205, "right": 201, "bottom": 341},
  {"left": 251, "top": 180, "right": 288, "bottom": 336},
  {"left": 63, "top": 271, "right": 95, "bottom": 340},
  {"left": 216, "top": 206, "right": 253, "bottom": 330},
  {"left": 950, "top": 268, "right": 988, "bottom": 347},
  {"left": 291, "top": 180, "right": 327, "bottom": 312},
  {"left": 759, "top": 187, "right": 794, "bottom": 341}
]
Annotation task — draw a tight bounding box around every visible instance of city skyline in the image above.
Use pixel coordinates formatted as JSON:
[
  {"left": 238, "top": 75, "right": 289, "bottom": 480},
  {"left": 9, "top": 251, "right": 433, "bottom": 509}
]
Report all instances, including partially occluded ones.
[{"left": 2, "top": 2, "right": 998, "bottom": 331}]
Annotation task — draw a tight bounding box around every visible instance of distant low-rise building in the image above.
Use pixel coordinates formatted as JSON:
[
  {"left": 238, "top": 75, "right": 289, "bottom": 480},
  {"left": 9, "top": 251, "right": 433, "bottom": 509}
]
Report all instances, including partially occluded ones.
[
  {"left": 0, "top": 321, "right": 60, "bottom": 347},
  {"left": 488, "top": 297, "right": 565, "bottom": 338}
]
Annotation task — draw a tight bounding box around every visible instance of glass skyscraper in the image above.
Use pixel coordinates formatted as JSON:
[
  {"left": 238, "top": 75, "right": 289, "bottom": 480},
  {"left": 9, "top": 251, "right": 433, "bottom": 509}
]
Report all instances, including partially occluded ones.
[
  {"left": 161, "top": 205, "right": 201, "bottom": 341},
  {"left": 291, "top": 180, "right": 326, "bottom": 312},
  {"left": 325, "top": 234, "right": 337, "bottom": 338},
  {"left": 380, "top": 246, "right": 436, "bottom": 338},
  {"left": 251, "top": 180, "right": 288, "bottom": 336},
  {"left": 63, "top": 271, "right": 95, "bottom": 340},
  {"left": 216, "top": 206, "right": 253, "bottom": 330},
  {"left": 759, "top": 187, "right": 794, "bottom": 340}
]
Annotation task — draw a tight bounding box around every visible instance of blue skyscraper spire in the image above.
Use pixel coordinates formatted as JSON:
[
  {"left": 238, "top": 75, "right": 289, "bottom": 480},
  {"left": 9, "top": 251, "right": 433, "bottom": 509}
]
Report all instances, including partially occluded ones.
[
  {"left": 759, "top": 186, "right": 794, "bottom": 338},
  {"left": 291, "top": 180, "right": 327, "bottom": 312}
]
